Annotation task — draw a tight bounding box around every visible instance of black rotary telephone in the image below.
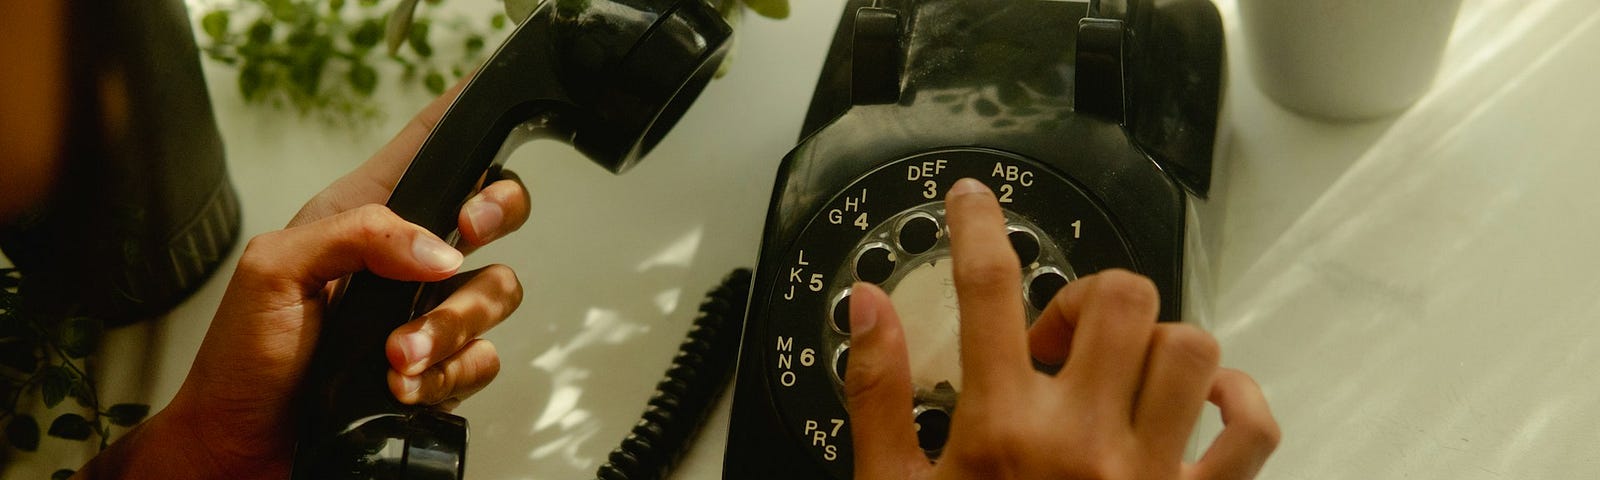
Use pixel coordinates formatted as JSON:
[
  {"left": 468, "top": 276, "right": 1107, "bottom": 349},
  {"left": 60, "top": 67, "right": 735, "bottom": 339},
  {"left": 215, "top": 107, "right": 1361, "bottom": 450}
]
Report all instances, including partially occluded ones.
[
  {"left": 722, "top": 0, "right": 1224, "bottom": 478},
  {"left": 289, "top": 1, "right": 731, "bottom": 478}
]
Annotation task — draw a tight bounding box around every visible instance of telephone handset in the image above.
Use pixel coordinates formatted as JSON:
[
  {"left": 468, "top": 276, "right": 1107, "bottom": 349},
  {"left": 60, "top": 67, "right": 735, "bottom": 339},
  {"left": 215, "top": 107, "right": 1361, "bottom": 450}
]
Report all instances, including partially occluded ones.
[
  {"left": 723, "top": 0, "right": 1224, "bottom": 478},
  {"left": 289, "top": 1, "right": 730, "bottom": 478}
]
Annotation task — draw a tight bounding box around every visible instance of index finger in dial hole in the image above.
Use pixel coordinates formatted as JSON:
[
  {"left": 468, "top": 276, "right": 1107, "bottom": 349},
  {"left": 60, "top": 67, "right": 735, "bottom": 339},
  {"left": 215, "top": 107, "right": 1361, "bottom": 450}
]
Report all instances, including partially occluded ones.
[
  {"left": 944, "top": 178, "right": 1031, "bottom": 396},
  {"left": 385, "top": 264, "right": 524, "bottom": 376}
]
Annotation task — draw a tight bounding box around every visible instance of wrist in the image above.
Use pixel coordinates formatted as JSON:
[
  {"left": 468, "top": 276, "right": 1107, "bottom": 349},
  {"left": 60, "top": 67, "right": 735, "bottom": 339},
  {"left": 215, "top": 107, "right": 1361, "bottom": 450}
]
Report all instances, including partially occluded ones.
[{"left": 72, "top": 405, "right": 220, "bottom": 479}]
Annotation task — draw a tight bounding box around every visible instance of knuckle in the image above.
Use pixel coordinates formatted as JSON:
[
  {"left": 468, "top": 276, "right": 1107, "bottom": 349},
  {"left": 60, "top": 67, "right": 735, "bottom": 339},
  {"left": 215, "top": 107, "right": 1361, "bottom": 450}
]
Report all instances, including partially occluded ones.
[
  {"left": 1219, "top": 369, "right": 1281, "bottom": 450},
  {"left": 351, "top": 204, "right": 397, "bottom": 238},
  {"left": 1085, "top": 456, "right": 1134, "bottom": 480},
  {"left": 472, "top": 341, "right": 501, "bottom": 379},
  {"left": 1156, "top": 324, "right": 1221, "bottom": 367},
  {"left": 420, "top": 309, "right": 469, "bottom": 348},
  {"left": 955, "top": 254, "right": 1020, "bottom": 291},
  {"left": 843, "top": 360, "right": 890, "bottom": 404},
  {"left": 235, "top": 233, "right": 280, "bottom": 276},
  {"left": 946, "top": 421, "right": 1030, "bottom": 468},
  {"left": 1255, "top": 418, "right": 1283, "bottom": 452},
  {"left": 426, "top": 304, "right": 466, "bottom": 329},
  {"left": 1240, "top": 406, "right": 1281, "bottom": 450},
  {"left": 842, "top": 334, "right": 900, "bottom": 405},
  {"left": 422, "top": 367, "right": 452, "bottom": 404},
  {"left": 484, "top": 264, "right": 524, "bottom": 310},
  {"left": 1088, "top": 269, "right": 1159, "bottom": 313},
  {"left": 1055, "top": 437, "right": 1133, "bottom": 479}
]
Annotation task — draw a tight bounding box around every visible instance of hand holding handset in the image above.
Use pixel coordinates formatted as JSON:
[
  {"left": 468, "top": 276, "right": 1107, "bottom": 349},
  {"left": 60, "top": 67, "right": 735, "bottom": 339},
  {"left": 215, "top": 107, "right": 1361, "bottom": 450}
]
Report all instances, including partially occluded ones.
[{"left": 289, "top": 2, "right": 729, "bottom": 478}]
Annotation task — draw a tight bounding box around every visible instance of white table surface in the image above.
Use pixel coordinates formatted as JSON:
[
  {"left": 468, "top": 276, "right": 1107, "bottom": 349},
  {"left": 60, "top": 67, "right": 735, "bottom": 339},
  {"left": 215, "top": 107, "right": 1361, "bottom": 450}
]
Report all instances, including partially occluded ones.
[{"left": 7, "top": 0, "right": 1600, "bottom": 478}]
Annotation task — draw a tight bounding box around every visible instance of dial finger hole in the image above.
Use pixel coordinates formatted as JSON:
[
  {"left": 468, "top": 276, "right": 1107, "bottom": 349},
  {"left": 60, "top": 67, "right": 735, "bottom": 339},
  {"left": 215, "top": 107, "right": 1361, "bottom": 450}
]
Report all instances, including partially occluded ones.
[
  {"left": 1025, "top": 266, "right": 1070, "bottom": 311},
  {"left": 897, "top": 213, "right": 940, "bottom": 255},
  {"left": 834, "top": 342, "right": 851, "bottom": 384},
  {"left": 913, "top": 405, "right": 952, "bottom": 453},
  {"left": 830, "top": 289, "right": 852, "bottom": 334},
  {"left": 854, "top": 243, "right": 897, "bottom": 284},
  {"left": 1007, "top": 226, "right": 1041, "bottom": 265}
]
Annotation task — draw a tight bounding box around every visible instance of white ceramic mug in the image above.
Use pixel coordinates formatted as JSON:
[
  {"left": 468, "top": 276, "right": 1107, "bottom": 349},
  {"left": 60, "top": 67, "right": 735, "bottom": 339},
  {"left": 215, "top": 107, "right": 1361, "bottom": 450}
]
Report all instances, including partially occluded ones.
[{"left": 1239, "top": 0, "right": 1464, "bottom": 120}]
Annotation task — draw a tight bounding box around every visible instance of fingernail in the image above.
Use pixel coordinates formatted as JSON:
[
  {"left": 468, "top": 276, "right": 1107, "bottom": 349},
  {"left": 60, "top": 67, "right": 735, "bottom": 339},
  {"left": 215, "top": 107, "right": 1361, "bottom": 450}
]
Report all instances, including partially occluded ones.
[
  {"left": 400, "top": 374, "right": 421, "bottom": 395},
  {"left": 464, "top": 195, "right": 505, "bottom": 242},
  {"left": 949, "top": 178, "right": 989, "bottom": 198},
  {"left": 400, "top": 331, "right": 432, "bottom": 373},
  {"left": 412, "top": 234, "right": 463, "bottom": 272},
  {"left": 851, "top": 283, "right": 878, "bottom": 335}
]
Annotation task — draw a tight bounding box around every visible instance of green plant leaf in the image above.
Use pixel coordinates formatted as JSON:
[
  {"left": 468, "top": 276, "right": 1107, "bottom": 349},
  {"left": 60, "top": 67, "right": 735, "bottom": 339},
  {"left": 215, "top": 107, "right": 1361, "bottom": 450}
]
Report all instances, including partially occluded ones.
[
  {"left": 106, "top": 404, "right": 151, "bottom": 427},
  {"left": 40, "top": 365, "right": 74, "bottom": 408},
  {"left": 741, "top": 0, "right": 790, "bottom": 19},
  {"left": 423, "top": 70, "right": 445, "bottom": 95},
  {"left": 386, "top": 0, "right": 422, "bottom": 55},
  {"left": 464, "top": 34, "right": 485, "bottom": 55},
  {"left": 348, "top": 63, "right": 378, "bottom": 96},
  {"left": 490, "top": 13, "right": 508, "bottom": 30},
  {"left": 239, "top": 62, "right": 268, "bottom": 101},
  {"left": 52, "top": 470, "right": 75, "bottom": 480},
  {"left": 201, "top": 11, "right": 230, "bottom": 41},
  {"left": 288, "top": 48, "right": 329, "bottom": 97},
  {"left": 266, "top": 0, "right": 300, "bottom": 22},
  {"left": 408, "top": 20, "right": 433, "bottom": 58},
  {"left": 330, "top": 0, "right": 346, "bottom": 12},
  {"left": 349, "top": 18, "right": 383, "bottom": 49},
  {"left": 46, "top": 413, "right": 92, "bottom": 441},
  {"left": 505, "top": 0, "right": 538, "bottom": 24},
  {"left": 58, "top": 316, "right": 103, "bottom": 359},
  {"left": 5, "top": 414, "right": 39, "bottom": 451},
  {"left": 69, "top": 378, "right": 94, "bottom": 409},
  {"left": 247, "top": 19, "right": 274, "bottom": 45},
  {"left": 287, "top": 23, "right": 317, "bottom": 48}
]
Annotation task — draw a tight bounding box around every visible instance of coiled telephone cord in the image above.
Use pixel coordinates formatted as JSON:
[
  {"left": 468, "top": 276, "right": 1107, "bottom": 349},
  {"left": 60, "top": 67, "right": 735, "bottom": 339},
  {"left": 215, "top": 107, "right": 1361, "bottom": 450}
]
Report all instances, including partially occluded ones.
[{"left": 596, "top": 268, "right": 752, "bottom": 480}]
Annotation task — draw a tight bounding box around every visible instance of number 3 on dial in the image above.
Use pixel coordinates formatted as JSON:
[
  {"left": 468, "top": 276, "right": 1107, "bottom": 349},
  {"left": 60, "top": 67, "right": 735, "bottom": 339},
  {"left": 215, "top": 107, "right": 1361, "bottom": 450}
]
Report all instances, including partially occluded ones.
[{"left": 922, "top": 180, "right": 937, "bottom": 199}]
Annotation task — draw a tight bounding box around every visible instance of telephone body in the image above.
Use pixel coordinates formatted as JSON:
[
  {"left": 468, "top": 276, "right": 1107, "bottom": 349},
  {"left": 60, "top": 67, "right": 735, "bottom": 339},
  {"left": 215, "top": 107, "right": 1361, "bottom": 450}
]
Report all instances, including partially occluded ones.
[{"left": 723, "top": 0, "right": 1224, "bottom": 477}]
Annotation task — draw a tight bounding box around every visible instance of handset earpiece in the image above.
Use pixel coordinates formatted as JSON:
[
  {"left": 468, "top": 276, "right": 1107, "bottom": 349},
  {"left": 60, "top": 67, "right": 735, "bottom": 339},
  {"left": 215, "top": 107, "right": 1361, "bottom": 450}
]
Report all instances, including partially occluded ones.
[{"left": 290, "top": 1, "right": 729, "bottom": 478}]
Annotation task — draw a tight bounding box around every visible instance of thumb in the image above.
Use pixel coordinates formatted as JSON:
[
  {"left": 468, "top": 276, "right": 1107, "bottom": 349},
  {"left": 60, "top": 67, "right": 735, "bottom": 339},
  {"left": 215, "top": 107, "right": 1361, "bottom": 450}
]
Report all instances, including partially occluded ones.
[
  {"left": 235, "top": 204, "right": 463, "bottom": 297},
  {"left": 845, "top": 283, "right": 928, "bottom": 479}
]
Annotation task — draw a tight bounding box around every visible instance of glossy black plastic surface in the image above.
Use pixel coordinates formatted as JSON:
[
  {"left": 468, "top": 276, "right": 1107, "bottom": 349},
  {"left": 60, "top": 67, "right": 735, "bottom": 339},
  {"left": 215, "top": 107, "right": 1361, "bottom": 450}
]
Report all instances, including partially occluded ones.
[
  {"left": 290, "top": 1, "right": 730, "bottom": 478},
  {"left": 724, "top": 0, "right": 1223, "bottom": 477}
]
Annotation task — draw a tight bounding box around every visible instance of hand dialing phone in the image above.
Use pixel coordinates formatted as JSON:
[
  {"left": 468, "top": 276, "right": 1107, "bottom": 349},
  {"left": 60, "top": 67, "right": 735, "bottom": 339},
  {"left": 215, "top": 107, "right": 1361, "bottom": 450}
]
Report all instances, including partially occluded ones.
[
  {"left": 723, "top": 0, "right": 1223, "bottom": 478},
  {"left": 289, "top": 1, "right": 729, "bottom": 478}
]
